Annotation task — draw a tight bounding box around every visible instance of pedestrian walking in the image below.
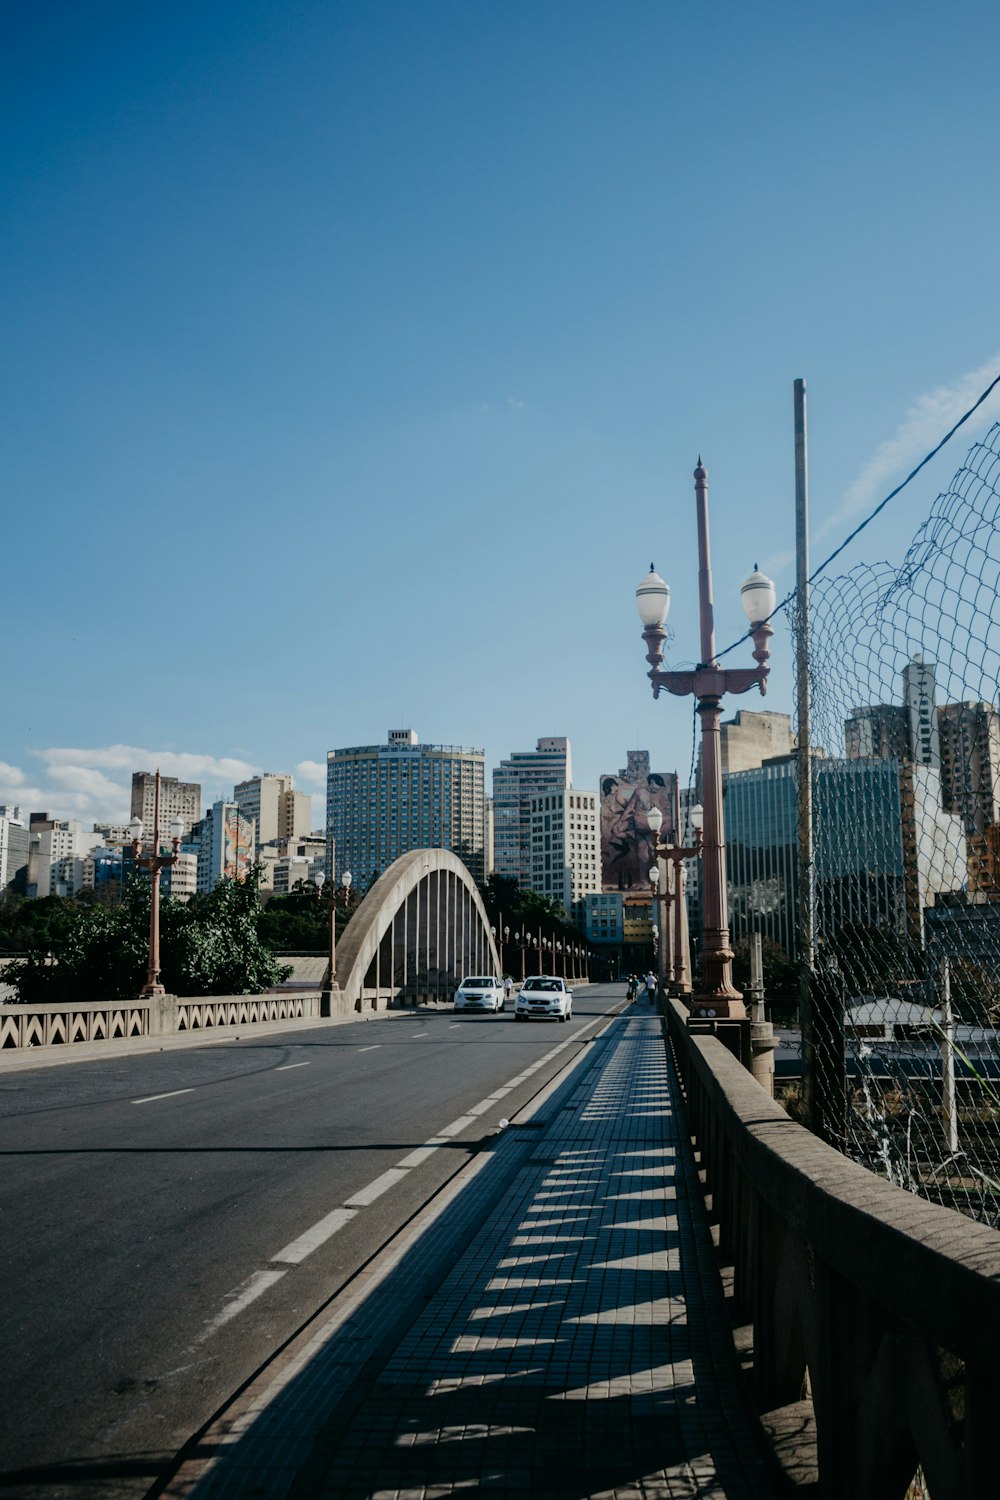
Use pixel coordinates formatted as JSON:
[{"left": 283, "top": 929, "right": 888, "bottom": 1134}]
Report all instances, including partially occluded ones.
[
  {"left": 644, "top": 970, "right": 657, "bottom": 1003},
  {"left": 503, "top": 976, "right": 513, "bottom": 1005}
]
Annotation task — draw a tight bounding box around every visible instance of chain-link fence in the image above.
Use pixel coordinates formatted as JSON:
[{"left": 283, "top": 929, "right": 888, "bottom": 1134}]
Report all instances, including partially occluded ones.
[{"left": 789, "top": 422, "right": 1000, "bottom": 1228}]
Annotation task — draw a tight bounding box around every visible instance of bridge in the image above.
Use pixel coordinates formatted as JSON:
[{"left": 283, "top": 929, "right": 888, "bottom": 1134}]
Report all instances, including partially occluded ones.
[{"left": 3, "top": 850, "right": 999, "bottom": 1498}]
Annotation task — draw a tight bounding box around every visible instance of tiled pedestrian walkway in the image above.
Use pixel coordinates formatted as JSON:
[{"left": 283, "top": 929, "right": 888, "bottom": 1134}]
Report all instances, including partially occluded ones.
[{"left": 177, "top": 1011, "right": 779, "bottom": 1500}]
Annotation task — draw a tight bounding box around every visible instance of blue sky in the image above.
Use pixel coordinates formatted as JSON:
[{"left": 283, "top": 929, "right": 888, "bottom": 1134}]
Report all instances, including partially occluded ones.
[{"left": 4, "top": 0, "right": 1000, "bottom": 829}]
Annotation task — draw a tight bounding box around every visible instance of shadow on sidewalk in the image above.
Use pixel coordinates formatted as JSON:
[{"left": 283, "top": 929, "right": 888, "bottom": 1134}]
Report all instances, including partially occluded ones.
[{"left": 163, "top": 1019, "right": 776, "bottom": 1499}]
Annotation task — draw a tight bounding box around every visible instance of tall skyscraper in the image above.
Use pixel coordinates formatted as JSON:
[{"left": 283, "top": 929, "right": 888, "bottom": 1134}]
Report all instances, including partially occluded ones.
[
  {"left": 326, "top": 729, "right": 486, "bottom": 889},
  {"left": 492, "top": 737, "right": 571, "bottom": 888},
  {"left": 131, "top": 772, "right": 201, "bottom": 841}
]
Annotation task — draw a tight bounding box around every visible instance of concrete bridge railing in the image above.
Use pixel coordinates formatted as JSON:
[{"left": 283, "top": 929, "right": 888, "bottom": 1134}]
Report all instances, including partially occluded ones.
[
  {"left": 0, "top": 991, "right": 323, "bottom": 1050},
  {"left": 667, "top": 998, "right": 1000, "bottom": 1498}
]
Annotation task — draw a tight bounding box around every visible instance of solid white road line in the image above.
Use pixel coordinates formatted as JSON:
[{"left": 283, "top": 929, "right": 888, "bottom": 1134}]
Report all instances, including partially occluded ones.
[
  {"left": 272, "top": 1207, "right": 359, "bottom": 1265},
  {"left": 132, "top": 1089, "right": 195, "bottom": 1104}
]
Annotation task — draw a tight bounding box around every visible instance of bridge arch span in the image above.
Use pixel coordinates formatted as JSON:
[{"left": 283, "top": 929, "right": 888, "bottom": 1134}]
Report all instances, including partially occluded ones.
[{"left": 335, "top": 850, "right": 500, "bottom": 1011}]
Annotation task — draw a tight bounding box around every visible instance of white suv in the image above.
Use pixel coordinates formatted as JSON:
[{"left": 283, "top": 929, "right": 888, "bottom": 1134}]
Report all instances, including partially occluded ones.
[
  {"left": 454, "top": 976, "right": 506, "bottom": 1013},
  {"left": 515, "top": 975, "right": 573, "bottom": 1023}
]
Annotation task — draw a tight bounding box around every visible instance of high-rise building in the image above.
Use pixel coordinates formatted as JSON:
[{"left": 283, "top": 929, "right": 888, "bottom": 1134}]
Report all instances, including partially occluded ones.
[
  {"left": 527, "top": 788, "right": 600, "bottom": 921},
  {"left": 492, "top": 737, "right": 572, "bottom": 887},
  {"left": 697, "top": 710, "right": 795, "bottom": 789},
  {"left": 131, "top": 772, "right": 201, "bottom": 841},
  {"left": 326, "top": 729, "right": 486, "bottom": 889},
  {"left": 194, "top": 802, "right": 255, "bottom": 892},
  {"left": 937, "top": 701, "right": 1000, "bottom": 836},
  {"left": 233, "top": 773, "right": 311, "bottom": 846},
  {"left": 903, "top": 656, "right": 940, "bottom": 768},
  {"left": 598, "top": 751, "right": 674, "bottom": 893},
  {"left": 25, "top": 819, "right": 102, "bottom": 898},
  {"left": 845, "top": 705, "right": 909, "bottom": 761},
  {"left": 0, "top": 807, "right": 30, "bottom": 894},
  {"left": 722, "top": 754, "right": 966, "bottom": 958},
  {"left": 846, "top": 657, "right": 941, "bottom": 766}
]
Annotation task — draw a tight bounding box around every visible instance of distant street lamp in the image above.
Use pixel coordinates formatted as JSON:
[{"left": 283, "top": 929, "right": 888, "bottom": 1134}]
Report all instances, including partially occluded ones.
[
  {"left": 647, "top": 794, "right": 703, "bottom": 996},
  {"left": 129, "top": 770, "right": 184, "bottom": 998},
  {"left": 313, "top": 868, "right": 353, "bottom": 988},
  {"left": 636, "top": 459, "right": 776, "bottom": 1019}
]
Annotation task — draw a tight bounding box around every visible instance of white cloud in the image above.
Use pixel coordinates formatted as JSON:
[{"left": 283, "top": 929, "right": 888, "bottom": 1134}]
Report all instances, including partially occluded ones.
[
  {"left": 1, "top": 744, "right": 332, "bottom": 830},
  {"left": 38, "top": 744, "right": 259, "bottom": 782},
  {"left": 0, "top": 761, "right": 29, "bottom": 788},
  {"left": 295, "top": 759, "right": 327, "bottom": 787},
  {"left": 821, "top": 353, "right": 1000, "bottom": 544}
]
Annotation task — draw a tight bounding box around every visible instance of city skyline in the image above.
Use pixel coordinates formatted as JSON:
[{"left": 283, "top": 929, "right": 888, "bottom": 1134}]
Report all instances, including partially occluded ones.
[{"left": 5, "top": 4, "right": 1000, "bottom": 829}]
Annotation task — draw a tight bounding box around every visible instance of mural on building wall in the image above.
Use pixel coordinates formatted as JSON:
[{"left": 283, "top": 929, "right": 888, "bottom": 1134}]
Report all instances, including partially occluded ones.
[
  {"left": 599, "top": 753, "right": 676, "bottom": 891},
  {"left": 223, "top": 810, "right": 253, "bottom": 881}
]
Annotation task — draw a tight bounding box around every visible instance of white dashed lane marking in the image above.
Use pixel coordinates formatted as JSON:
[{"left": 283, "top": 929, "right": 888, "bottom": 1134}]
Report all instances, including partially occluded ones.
[
  {"left": 132, "top": 1089, "right": 195, "bottom": 1104},
  {"left": 200, "top": 1010, "right": 613, "bottom": 1339}
]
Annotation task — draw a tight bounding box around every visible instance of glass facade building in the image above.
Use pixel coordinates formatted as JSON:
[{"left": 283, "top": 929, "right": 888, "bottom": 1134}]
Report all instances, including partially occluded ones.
[{"left": 722, "top": 755, "right": 967, "bottom": 958}]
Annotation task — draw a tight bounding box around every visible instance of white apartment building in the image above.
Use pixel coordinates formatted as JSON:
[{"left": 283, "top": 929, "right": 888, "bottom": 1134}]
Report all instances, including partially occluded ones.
[
  {"left": 528, "top": 788, "right": 600, "bottom": 920},
  {"left": 234, "top": 773, "right": 312, "bottom": 846},
  {"left": 168, "top": 852, "right": 198, "bottom": 902},
  {"left": 27, "top": 820, "right": 102, "bottom": 897}
]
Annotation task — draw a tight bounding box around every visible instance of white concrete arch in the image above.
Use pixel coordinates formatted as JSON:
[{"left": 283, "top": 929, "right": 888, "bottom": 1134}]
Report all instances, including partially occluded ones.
[{"left": 335, "top": 849, "right": 501, "bottom": 1011}]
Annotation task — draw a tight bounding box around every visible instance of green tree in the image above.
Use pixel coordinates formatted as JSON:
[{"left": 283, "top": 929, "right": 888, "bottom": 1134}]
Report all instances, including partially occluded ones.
[{"left": 1, "top": 867, "right": 291, "bottom": 1003}]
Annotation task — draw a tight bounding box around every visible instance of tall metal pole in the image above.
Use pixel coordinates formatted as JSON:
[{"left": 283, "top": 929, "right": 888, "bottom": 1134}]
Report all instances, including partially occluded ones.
[
  {"left": 144, "top": 770, "right": 163, "bottom": 996},
  {"left": 795, "top": 378, "right": 818, "bottom": 1131},
  {"left": 693, "top": 462, "right": 743, "bottom": 1013}
]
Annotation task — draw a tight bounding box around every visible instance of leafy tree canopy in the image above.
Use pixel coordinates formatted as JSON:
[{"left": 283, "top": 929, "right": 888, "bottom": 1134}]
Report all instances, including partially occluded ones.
[{"left": 1, "top": 867, "right": 291, "bottom": 1004}]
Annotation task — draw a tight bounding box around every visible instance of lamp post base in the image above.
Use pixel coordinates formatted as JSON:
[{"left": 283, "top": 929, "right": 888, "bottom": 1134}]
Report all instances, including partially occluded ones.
[{"left": 689, "top": 996, "right": 748, "bottom": 1021}]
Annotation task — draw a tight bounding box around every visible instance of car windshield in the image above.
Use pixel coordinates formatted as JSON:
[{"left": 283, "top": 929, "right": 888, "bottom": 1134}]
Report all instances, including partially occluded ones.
[
  {"left": 462, "top": 978, "right": 492, "bottom": 988},
  {"left": 524, "top": 979, "right": 560, "bottom": 992}
]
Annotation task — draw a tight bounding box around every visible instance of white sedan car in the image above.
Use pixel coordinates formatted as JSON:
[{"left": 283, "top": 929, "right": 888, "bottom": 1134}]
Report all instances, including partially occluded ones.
[
  {"left": 454, "top": 975, "right": 506, "bottom": 1013},
  {"left": 515, "top": 975, "right": 573, "bottom": 1022}
]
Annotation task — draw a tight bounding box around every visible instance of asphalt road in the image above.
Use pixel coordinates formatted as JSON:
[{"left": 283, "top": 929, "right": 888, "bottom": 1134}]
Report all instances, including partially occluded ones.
[{"left": 0, "top": 983, "right": 627, "bottom": 1499}]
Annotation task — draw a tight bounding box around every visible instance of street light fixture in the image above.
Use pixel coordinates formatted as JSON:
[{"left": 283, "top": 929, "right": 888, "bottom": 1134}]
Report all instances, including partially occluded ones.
[
  {"left": 636, "top": 458, "right": 776, "bottom": 1019},
  {"left": 313, "top": 868, "right": 354, "bottom": 990},
  {"left": 130, "top": 770, "right": 185, "bottom": 998},
  {"left": 647, "top": 793, "right": 703, "bottom": 997}
]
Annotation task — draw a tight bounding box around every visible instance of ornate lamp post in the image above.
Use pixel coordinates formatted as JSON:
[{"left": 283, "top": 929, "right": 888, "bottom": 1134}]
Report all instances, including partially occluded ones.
[
  {"left": 647, "top": 796, "right": 703, "bottom": 996},
  {"left": 314, "top": 868, "right": 353, "bottom": 989},
  {"left": 636, "top": 459, "right": 776, "bottom": 1020},
  {"left": 129, "top": 770, "right": 184, "bottom": 998}
]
